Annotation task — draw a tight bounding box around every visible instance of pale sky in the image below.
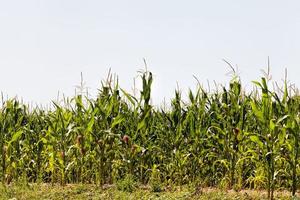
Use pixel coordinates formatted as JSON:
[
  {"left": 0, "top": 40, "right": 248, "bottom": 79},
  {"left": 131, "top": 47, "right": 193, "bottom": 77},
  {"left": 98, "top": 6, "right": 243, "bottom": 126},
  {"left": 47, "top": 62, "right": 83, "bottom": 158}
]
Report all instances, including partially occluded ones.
[{"left": 0, "top": 1, "right": 299, "bottom": 105}]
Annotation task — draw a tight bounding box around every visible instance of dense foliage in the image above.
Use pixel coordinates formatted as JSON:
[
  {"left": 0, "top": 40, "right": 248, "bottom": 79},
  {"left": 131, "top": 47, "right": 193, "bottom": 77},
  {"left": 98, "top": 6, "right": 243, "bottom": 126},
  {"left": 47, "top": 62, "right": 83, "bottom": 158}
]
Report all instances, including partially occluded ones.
[{"left": 0, "top": 69, "right": 299, "bottom": 199}]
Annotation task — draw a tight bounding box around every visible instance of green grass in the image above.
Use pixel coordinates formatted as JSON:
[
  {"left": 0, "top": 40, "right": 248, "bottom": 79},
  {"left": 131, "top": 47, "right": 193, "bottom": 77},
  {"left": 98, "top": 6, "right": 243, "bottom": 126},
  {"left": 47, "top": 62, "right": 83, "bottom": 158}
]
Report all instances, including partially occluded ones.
[{"left": 0, "top": 184, "right": 298, "bottom": 200}]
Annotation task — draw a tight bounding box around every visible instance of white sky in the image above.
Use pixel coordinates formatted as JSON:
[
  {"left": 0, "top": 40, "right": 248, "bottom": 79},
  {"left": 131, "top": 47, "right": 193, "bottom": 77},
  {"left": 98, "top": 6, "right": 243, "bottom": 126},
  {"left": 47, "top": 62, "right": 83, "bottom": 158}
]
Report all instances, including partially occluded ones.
[{"left": 0, "top": 0, "right": 299, "bottom": 105}]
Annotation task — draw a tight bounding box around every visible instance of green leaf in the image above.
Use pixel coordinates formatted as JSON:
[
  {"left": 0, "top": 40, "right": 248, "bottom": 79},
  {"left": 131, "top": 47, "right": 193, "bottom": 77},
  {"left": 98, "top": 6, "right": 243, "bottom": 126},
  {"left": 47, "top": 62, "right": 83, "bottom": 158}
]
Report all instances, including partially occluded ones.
[
  {"left": 261, "top": 78, "right": 268, "bottom": 90},
  {"left": 251, "top": 102, "right": 264, "bottom": 122},
  {"left": 111, "top": 115, "right": 125, "bottom": 129},
  {"left": 249, "top": 135, "right": 264, "bottom": 149},
  {"left": 120, "top": 88, "right": 137, "bottom": 106},
  {"left": 86, "top": 117, "right": 95, "bottom": 133},
  {"left": 269, "top": 120, "right": 275, "bottom": 131},
  {"left": 137, "top": 120, "right": 146, "bottom": 131},
  {"left": 278, "top": 129, "right": 286, "bottom": 145},
  {"left": 40, "top": 137, "right": 48, "bottom": 144},
  {"left": 277, "top": 115, "right": 289, "bottom": 125},
  {"left": 9, "top": 130, "right": 23, "bottom": 144},
  {"left": 252, "top": 81, "right": 262, "bottom": 88}
]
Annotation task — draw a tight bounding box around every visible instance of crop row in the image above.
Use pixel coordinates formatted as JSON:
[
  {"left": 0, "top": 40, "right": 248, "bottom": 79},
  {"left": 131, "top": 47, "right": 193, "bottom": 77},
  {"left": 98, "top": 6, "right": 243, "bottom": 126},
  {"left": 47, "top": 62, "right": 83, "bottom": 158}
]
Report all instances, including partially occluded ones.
[{"left": 0, "top": 69, "right": 299, "bottom": 199}]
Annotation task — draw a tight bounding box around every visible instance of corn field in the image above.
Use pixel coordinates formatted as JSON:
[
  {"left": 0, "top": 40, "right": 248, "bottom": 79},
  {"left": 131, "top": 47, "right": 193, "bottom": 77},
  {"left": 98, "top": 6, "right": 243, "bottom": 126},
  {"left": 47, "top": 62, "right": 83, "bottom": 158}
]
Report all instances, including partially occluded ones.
[{"left": 0, "top": 68, "right": 300, "bottom": 199}]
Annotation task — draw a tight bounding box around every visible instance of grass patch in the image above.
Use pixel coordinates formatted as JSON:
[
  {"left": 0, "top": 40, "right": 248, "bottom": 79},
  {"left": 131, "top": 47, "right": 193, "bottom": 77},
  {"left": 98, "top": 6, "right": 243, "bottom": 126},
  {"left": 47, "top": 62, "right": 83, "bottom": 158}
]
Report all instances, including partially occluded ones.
[
  {"left": 116, "top": 174, "right": 137, "bottom": 192},
  {"left": 0, "top": 183, "right": 298, "bottom": 200}
]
